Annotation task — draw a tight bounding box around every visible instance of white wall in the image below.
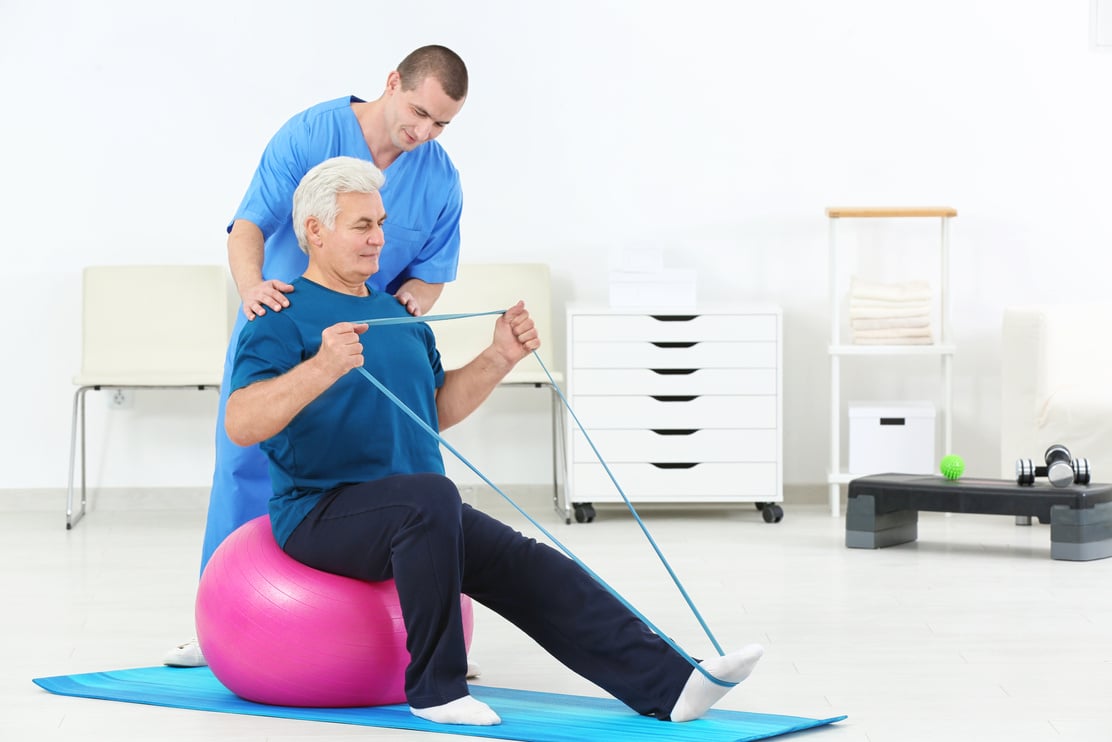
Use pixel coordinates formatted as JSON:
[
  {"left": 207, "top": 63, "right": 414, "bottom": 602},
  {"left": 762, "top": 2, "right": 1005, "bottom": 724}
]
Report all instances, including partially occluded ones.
[{"left": 3, "top": 1, "right": 1109, "bottom": 493}]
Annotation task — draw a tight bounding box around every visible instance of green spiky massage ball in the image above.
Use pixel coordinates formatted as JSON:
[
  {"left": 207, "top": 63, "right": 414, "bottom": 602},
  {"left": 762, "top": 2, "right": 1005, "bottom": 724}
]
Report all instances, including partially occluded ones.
[{"left": 940, "top": 454, "right": 965, "bottom": 480}]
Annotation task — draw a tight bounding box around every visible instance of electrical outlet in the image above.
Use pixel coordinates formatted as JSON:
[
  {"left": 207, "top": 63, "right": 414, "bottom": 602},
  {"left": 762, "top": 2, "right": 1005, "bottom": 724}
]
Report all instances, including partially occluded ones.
[{"left": 109, "top": 389, "right": 134, "bottom": 409}]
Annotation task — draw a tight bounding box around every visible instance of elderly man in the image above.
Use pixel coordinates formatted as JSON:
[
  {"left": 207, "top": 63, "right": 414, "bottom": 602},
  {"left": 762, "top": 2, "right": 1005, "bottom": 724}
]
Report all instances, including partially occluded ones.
[{"left": 224, "top": 155, "right": 763, "bottom": 726}]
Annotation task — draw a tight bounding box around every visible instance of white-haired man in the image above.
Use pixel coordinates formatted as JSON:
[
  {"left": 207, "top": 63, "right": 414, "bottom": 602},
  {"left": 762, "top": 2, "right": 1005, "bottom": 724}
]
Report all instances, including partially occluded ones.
[{"left": 223, "top": 156, "right": 764, "bottom": 727}]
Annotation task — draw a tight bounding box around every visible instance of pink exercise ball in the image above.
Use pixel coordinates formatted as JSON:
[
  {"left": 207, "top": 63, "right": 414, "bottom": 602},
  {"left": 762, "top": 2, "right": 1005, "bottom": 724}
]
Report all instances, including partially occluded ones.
[{"left": 195, "top": 515, "right": 474, "bottom": 707}]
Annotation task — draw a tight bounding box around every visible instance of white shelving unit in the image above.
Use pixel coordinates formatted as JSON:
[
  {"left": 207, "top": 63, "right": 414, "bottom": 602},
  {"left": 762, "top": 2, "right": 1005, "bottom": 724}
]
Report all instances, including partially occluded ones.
[
  {"left": 826, "top": 206, "right": 958, "bottom": 517},
  {"left": 563, "top": 304, "right": 783, "bottom": 524}
]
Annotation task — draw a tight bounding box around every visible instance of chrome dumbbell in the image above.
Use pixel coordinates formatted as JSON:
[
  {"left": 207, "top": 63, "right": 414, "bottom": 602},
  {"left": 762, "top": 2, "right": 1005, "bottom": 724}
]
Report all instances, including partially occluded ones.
[{"left": 1015, "top": 444, "right": 1091, "bottom": 487}]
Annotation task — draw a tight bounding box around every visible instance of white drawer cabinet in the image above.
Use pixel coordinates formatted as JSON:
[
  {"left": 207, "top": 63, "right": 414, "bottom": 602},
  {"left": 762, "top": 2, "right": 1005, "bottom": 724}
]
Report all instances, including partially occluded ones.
[{"left": 563, "top": 305, "right": 783, "bottom": 523}]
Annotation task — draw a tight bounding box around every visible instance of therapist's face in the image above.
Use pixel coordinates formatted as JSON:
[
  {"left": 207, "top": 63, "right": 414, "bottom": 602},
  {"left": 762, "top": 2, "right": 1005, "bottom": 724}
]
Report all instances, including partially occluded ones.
[{"left": 383, "top": 71, "right": 464, "bottom": 152}]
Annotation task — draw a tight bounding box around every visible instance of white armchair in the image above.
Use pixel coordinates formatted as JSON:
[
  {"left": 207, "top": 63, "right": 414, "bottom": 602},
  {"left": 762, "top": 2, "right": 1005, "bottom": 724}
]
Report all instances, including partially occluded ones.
[{"left": 1000, "top": 304, "right": 1112, "bottom": 483}]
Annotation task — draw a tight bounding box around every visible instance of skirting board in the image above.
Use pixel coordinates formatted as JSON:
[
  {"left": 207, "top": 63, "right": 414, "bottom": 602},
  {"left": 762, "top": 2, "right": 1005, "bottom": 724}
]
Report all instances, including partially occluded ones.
[{"left": 0, "top": 484, "right": 828, "bottom": 513}]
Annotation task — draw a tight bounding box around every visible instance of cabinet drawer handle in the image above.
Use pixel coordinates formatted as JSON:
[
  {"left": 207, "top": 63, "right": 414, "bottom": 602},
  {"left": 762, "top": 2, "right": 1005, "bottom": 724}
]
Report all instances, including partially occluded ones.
[
  {"left": 651, "top": 341, "right": 698, "bottom": 349},
  {"left": 651, "top": 462, "right": 699, "bottom": 469},
  {"left": 651, "top": 429, "right": 699, "bottom": 436},
  {"left": 650, "top": 368, "right": 696, "bottom": 375},
  {"left": 651, "top": 395, "right": 698, "bottom": 402},
  {"left": 650, "top": 315, "right": 698, "bottom": 322}
]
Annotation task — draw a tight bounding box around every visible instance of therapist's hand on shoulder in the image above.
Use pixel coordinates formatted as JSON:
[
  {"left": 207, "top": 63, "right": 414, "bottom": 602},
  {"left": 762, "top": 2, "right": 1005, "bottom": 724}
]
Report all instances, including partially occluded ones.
[
  {"left": 394, "top": 290, "right": 423, "bottom": 317},
  {"left": 242, "top": 279, "right": 294, "bottom": 320}
]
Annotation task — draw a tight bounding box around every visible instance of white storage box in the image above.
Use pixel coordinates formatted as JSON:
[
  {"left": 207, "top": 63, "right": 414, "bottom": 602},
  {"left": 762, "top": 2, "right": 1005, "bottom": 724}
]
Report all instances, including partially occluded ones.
[
  {"left": 849, "top": 401, "right": 936, "bottom": 475},
  {"left": 608, "top": 269, "right": 697, "bottom": 308}
]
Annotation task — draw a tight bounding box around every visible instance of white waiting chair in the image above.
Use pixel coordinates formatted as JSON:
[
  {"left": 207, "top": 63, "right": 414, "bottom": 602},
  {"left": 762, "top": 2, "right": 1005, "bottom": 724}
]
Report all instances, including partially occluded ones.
[
  {"left": 430, "top": 263, "right": 566, "bottom": 507},
  {"left": 67, "top": 265, "right": 231, "bottom": 529}
]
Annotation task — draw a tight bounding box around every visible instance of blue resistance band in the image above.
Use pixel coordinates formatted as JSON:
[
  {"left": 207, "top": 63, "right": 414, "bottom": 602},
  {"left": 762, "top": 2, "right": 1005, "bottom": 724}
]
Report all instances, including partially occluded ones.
[{"left": 354, "top": 309, "right": 733, "bottom": 688}]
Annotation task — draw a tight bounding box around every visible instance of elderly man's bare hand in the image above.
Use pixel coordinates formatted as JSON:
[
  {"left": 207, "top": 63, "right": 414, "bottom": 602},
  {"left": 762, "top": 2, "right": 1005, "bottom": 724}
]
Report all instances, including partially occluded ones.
[
  {"left": 241, "top": 279, "right": 294, "bottom": 320},
  {"left": 316, "top": 322, "right": 369, "bottom": 378},
  {"left": 494, "top": 301, "right": 540, "bottom": 366}
]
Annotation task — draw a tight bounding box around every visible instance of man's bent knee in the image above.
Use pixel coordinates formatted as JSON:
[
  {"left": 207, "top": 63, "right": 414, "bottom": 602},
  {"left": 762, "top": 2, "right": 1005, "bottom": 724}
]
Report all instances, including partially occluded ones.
[{"left": 401, "top": 473, "right": 462, "bottom": 522}]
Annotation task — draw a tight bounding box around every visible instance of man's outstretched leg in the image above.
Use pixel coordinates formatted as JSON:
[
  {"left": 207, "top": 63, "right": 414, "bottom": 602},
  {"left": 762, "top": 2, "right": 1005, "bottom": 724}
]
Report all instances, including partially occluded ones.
[{"left": 458, "top": 504, "right": 765, "bottom": 721}]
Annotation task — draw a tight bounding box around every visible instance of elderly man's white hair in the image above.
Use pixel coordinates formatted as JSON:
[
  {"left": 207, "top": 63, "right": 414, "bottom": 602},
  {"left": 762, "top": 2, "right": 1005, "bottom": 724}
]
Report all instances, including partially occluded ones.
[{"left": 292, "top": 156, "right": 386, "bottom": 254}]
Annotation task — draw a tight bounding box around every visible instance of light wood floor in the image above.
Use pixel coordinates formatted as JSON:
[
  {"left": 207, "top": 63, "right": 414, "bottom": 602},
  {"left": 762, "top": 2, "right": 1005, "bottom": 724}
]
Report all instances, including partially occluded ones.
[{"left": 5, "top": 489, "right": 1111, "bottom": 741}]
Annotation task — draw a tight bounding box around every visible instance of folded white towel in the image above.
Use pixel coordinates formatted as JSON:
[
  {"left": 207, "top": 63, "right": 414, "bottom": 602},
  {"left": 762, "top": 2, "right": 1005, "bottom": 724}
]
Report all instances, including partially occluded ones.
[
  {"left": 852, "top": 316, "right": 931, "bottom": 330},
  {"left": 854, "top": 326, "right": 933, "bottom": 339},
  {"left": 853, "top": 335, "right": 935, "bottom": 345},
  {"left": 850, "top": 277, "right": 932, "bottom": 302},
  {"left": 850, "top": 297, "right": 932, "bottom": 309},
  {"left": 849, "top": 304, "right": 932, "bottom": 319}
]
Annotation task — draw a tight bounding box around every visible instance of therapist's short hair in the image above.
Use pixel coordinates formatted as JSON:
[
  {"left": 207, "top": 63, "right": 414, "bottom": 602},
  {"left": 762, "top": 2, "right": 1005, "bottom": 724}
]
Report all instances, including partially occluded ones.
[
  {"left": 398, "top": 45, "right": 468, "bottom": 101},
  {"left": 292, "top": 156, "right": 385, "bottom": 254}
]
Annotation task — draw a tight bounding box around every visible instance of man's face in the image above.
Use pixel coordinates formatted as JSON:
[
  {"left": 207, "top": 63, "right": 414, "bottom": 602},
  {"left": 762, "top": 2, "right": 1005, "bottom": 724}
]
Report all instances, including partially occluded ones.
[
  {"left": 384, "top": 72, "right": 465, "bottom": 152},
  {"left": 314, "top": 191, "right": 387, "bottom": 281}
]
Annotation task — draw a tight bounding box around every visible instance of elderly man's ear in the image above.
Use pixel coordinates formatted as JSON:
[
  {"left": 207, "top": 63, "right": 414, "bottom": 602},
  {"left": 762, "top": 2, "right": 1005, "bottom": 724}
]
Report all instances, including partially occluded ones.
[{"left": 305, "top": 217, "right": 324, "bottom": 249}]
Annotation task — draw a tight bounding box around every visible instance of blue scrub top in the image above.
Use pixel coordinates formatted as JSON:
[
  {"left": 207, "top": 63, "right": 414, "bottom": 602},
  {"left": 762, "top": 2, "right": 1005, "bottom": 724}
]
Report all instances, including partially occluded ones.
[{"left": 231, "top": 95, "right": 463, "bottom": 296}]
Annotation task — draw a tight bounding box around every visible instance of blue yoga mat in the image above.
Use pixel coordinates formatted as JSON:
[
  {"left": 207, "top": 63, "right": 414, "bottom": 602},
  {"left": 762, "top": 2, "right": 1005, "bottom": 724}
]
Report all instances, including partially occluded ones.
[{"left": 33, "top": 666, "right": 845, "bottom": 741}]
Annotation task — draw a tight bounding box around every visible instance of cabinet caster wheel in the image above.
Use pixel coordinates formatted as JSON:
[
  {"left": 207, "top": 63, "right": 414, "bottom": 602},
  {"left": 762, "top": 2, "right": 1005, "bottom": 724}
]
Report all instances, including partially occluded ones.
[
  {"left": 573, "top": 503, "right": 596, "bottom": 523},
  {"left": 754, "top": 502, "right": 766, "bottom": 511},
  {"left": 761, "top": 504, "right": 784, "bottom": 523}
]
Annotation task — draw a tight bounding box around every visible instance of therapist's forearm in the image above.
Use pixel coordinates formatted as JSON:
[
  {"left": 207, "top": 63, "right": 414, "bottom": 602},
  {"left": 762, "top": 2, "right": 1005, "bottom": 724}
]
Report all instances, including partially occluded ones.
[{"left": 227, "top": 220, "right": 266, "bottom": 299}]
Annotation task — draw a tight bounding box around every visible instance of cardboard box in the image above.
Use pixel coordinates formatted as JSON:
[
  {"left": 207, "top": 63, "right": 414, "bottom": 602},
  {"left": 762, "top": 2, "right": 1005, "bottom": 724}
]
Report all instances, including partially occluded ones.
[{"left": 849, "top": 401, "right": 936, "bottom": 475}]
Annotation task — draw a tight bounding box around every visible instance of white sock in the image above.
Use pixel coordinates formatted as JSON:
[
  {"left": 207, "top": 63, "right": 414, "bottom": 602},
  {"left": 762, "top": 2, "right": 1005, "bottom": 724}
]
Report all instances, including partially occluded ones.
[
  {"left": 669, "top": 644, "right": 764, "bottom": 722},
  {"left": 410, "top": 695, "right": 501, "bottom": 726}
]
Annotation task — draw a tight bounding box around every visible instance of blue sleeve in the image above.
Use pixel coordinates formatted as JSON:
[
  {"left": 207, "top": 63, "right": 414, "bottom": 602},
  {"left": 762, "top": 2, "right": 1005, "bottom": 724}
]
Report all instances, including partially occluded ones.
[
  {"left": 229, "top": 115, "right": 323, "bottom": 237},
  {"left": 231, "top": 313, "right": 303, "bottom": 393},
  {"left": 425, "top": 323, "right": 446, "bottom": 389}
]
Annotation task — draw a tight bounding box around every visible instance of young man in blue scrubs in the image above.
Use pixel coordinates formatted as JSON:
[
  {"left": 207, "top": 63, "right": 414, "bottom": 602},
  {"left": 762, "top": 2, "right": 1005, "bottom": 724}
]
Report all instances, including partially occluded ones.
[
  {"left": 223, "top": 156, "right": 763, "bottom": 726},
  {"left": 166, "top": 45, "right": 470, "bottom": 667}
]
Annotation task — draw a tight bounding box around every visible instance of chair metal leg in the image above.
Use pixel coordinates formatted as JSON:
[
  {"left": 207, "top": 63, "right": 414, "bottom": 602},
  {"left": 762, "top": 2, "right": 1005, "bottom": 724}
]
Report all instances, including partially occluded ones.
[
  {"left": 66, "top": 386, "right": 89, "bottom": 529},
  {"left": 549, "top": 385, "right": 558, "bottom": 505},
  {"left": 549, "top": 384, "right": 571, "bottom": 523}
]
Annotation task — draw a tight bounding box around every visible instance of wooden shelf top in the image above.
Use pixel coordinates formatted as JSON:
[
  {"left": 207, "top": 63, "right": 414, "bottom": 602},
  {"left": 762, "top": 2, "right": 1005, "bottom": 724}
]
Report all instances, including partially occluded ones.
[{"left": 826, "top": 206, "right": 957, "bottom": 218}]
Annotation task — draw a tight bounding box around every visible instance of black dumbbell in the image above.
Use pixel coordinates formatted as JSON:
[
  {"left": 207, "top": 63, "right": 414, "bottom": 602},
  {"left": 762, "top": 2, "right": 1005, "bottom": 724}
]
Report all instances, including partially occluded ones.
[{"left": 1015, "top": 444, "right": 1091, "bottom": 487}]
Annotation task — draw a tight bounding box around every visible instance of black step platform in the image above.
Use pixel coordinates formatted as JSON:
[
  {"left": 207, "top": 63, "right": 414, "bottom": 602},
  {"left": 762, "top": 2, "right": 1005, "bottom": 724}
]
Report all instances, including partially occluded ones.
[{"left": 846, "top": 473, "right": 1112, "bottom": 561}]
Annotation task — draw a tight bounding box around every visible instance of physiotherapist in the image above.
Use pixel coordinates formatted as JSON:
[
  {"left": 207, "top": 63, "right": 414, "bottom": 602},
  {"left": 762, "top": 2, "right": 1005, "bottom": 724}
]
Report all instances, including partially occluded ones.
[{"left": 164, "top": 44, "right": 470, "bottom": 668}]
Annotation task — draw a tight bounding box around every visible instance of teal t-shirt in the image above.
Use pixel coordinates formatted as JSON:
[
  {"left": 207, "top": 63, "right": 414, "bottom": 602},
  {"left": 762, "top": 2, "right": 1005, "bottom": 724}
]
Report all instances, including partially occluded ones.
[{"left": 231, "top": 277, "right": 447, "bottom": 546}]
